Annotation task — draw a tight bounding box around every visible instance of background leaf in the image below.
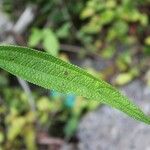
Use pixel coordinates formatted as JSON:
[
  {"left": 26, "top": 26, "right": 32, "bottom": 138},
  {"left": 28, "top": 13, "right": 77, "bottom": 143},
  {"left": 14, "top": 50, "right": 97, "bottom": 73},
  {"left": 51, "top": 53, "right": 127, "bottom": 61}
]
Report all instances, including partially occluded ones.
[{"left": 42, "top": 28, "right": 60, "bottom": 56}]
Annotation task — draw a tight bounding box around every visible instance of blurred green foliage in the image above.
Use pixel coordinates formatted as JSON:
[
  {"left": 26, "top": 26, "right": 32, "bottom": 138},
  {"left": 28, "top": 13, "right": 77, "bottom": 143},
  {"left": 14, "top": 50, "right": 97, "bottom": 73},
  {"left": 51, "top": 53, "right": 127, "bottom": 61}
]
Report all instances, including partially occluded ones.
[
  {"left": 1, "top": 0, "right": 150, "bottom": 149},
  {"left": 28, "top": 28, "right": 60, "bottom": 56},
  {"left": 0, "top": 71, "right": 99, "bottom": 149},
  {"left": 3, "top": 0, "right": 150, "bottom": 58},
  {"left": 80, "top": 0, "right": 149, "bottom": 57}
]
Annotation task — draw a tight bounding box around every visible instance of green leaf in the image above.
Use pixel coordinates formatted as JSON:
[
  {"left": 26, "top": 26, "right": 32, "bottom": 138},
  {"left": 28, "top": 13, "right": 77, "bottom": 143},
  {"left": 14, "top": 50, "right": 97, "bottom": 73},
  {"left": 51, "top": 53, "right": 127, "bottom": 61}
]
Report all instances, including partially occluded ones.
[
  {"left": 28, "top": 28, "right": 60, "bottom": 56},
  {"left": 80, "top": 7, "right": 95, "bottom": 19},
  {"left": 100, "top": 10, "right": 115, "bottom": 25},
  {"left": 0, "top": 45, "right": 150, "bottom": 124},
  {"left": 28, "top": 28, "right": 43, "bottom": 47},
  {"left": 56, "top": 23, "right": 71, "bottom": 39},
  {"left": 64, "top": 116, "right": 79, "bottom": 138},
  {"left": 115, "top": 73, "right": 133, "bottom": 86},
  {"left": 43, "top": 28, "right": 59, "bottom": 56}
]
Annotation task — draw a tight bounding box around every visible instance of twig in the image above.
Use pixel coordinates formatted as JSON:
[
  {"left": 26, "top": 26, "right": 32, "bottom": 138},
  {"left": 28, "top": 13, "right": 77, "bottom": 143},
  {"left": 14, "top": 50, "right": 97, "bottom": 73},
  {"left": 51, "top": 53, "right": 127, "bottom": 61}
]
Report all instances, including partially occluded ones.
[
  {"left": 60, "top": 44, "right": 84, "bottom": 53},
  {"left": 17, "top": 78, "right": 36, "bottom": 112},
  {"left": 13, "top": 5, "right": 36, "bottom": 34},
  {"left": 14, "top": 5, "right": 36, "bottom": 111},
  {"left": 1, "top": 5, "right": 37, "bottom": 112},
  {"left": 60, "top": 43, "right": 102, "bottom": 60},
  {"left": 38, "top": 136, "right": 64, "bottom": 146}
]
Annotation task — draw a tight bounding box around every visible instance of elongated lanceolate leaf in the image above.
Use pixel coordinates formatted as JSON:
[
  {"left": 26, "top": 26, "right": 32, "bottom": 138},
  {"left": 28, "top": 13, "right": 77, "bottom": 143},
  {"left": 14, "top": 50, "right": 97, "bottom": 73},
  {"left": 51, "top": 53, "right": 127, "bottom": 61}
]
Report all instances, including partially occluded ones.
[{"left": 0, "top": 45, "right": 150, "bottom": 124}]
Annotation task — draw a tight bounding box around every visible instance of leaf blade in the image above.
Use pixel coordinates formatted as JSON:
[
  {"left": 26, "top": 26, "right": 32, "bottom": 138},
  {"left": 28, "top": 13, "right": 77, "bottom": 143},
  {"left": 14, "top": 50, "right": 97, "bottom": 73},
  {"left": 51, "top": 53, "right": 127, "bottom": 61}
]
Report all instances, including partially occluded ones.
[{"left": 0, "top": 45, "right": 150, "bottom": 124}]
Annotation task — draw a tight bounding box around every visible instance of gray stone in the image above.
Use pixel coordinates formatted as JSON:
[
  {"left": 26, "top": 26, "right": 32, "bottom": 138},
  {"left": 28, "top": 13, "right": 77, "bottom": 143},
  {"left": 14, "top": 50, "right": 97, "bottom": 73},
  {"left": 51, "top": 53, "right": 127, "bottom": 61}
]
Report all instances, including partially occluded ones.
[
  {"left": 61, "top": 143, "right": 77, "bottom": 150},
  {"left": 77, "top": 80, "right": 150, "bottom": 150},
  {"left": 0, "top": 11, "right": 13, "bottom": 42}
]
